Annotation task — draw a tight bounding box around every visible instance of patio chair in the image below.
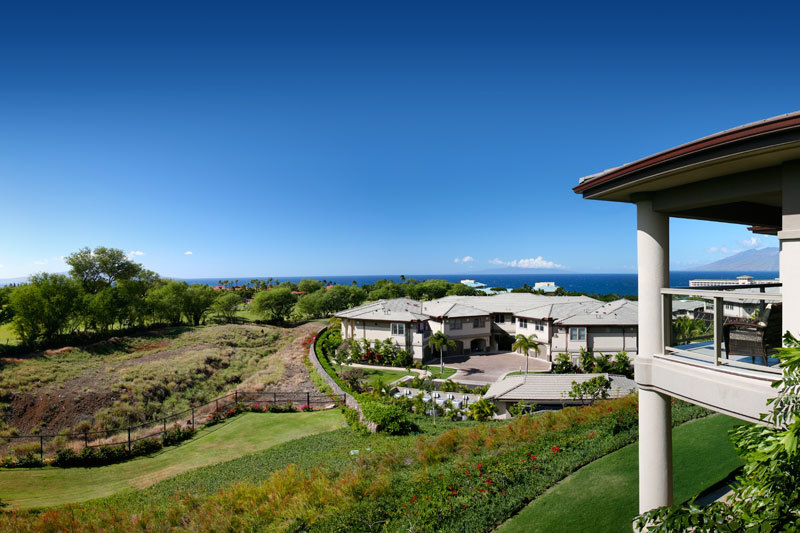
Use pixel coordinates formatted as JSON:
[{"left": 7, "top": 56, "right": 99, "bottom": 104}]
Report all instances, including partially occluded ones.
[{"left": 723, "top": 303, "right": 782, "bottom": 366}]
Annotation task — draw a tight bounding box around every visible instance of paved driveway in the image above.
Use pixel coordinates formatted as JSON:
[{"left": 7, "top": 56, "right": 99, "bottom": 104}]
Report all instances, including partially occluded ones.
[{"left": 441, "top": 352, "right": 551, "bottom": 384}]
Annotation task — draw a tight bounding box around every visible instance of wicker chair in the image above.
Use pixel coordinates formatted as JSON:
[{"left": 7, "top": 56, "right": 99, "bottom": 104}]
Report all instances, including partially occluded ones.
[{"left": 722, "top": 303, "right": 782, "bottom": 366}]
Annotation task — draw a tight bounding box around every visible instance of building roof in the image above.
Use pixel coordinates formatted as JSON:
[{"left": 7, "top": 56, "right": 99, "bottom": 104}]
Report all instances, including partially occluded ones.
[
  {"left": 431, "top": 293, "right": 597, "bottom": 315},
  {"left": 422, "top": 301, "right": 489, "bottom": 319},
  {"left": 334, "top": 298, "right": 428, "bottom": 322},
  {"left": 671, "top": 300, "right": 706, "bottom": 312},
  {"left": 515, "top": 299, "right": 638, "bottom": 326},
  {"left": 485, "top": 373, "right": 636, "bottom": 402}
]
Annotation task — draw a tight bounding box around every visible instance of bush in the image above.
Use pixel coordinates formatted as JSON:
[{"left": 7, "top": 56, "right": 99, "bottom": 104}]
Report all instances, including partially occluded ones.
[
  {"left": 466, "top": 398, "right": 496, "bottom": 421},
  {"left": 360, "top": 399, "right": 416, "bottom": 435},
  {"left": 341, "top": 405, "right": 369, "bottom": 434},
  {"left": 162, "top": 425, "right": 195, "bottom": 446},
  {"left": 552, "top": 352, "right": 580, "bottom": 373},
  {"left": 131, "top": 438, "right": 162, "bottom": 456}
]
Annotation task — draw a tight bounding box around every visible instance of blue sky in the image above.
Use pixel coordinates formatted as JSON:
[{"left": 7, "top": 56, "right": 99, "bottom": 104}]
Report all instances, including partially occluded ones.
[{"left": 0, "top": 1, "right": 793, "bottom": 278}]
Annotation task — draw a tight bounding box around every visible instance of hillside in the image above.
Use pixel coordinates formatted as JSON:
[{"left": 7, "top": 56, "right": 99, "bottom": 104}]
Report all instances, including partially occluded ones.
[
  {"left": 694, "top": 247, "right": 779, "bottom": 271},
  {"left": 0, "top": 322, "right": 323, "bottom": 436}
]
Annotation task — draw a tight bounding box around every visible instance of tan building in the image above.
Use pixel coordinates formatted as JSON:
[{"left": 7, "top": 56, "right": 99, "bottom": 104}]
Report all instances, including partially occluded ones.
[{"left": 336, "top": 293, "right": 639, "bottom": 362}]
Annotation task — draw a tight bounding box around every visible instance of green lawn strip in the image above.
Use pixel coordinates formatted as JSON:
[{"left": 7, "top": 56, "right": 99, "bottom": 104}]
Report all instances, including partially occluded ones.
[
  {"left": 360, "top": 368, "right": 413, "bottom": 387},
  {"left": 504, "top": 371, "right": 544, "bottom": 376},
  {"left": 0, "top": 410, "right": 344, "bottom": 510},
  {"left": 425, "top": 366, "right": 457, "bottom": 379},
  {"left": 497, "top": 414, "right": 744, "bottom": 533},
  {"left": 0, "top": 323, "right": 18, "bottom": 345}
]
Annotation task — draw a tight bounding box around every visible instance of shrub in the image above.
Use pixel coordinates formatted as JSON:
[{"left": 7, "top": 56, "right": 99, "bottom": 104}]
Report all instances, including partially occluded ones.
[
  {"left": 552, "top": 352, "right": 580, "bottom": 373},
  {"left": 162, "top": 425, "right": 195, "bottom": 446},
  {"left": 467, "top": 398, "right": 496, "bottom": 421},
  {"left": 131, "top": 438, "right": 162, "bottom": 456},
  {"left": 360, "top": 399, "right": 416, "bottom": 435},
  {"left": 341, "top": 405, "right": 369, "bottom": 434},
  {"left": 568, "top": 376, "right": 612, "bottom": 405}
]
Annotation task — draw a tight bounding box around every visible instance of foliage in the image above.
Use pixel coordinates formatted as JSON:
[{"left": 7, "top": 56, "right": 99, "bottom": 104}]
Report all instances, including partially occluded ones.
[
  {"left": 342, "top": 337, "right": 412, "bottom": 367},
  {"left": 65, "top": 246, "right": 148, "bottom": 293},
  {"left": 508, "top": 401, "right": 538, "bottom": 417},
  {"left": 360, "top": 399, "right": 416, "bottom": 435},
  {"left": 636, "top": 336, "right": 800, "bottom": 531},
  {"left": 568, "top": 376, "right": 611, "bottom": 404},
  {"left": 340, "top": 368, "right": 366, "bottom": 393},
  {"left": 467, "top": 398, "right": 496, "bottom": 421},
  {"left": 552, "top": 352, "right": 580, "bottom": 374},
  {"left": 9, "top": 273, "right": 81, "bottom": 344},
  {"left": 340, "top": 405, "right": 369, "bottom": 434},
  {"left": 210, "top": 291, "right": 241, "bottom": 323},
  {"left": 672, "top": 315, "right": 711, "bottom": 345},
  {"left": 251, "top": 287, "right": 297, "bottom": 323}
]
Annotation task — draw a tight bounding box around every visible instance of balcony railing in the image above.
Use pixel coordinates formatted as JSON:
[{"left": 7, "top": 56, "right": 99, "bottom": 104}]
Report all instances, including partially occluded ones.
[{"left": 660, "top": 287, "right": 783, "bottom": 376}]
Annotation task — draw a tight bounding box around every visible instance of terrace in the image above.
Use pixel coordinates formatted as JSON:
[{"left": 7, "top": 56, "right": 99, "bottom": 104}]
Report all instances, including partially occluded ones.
[{"left": 574, "top": 111, "right": 800, "bottom": 514}]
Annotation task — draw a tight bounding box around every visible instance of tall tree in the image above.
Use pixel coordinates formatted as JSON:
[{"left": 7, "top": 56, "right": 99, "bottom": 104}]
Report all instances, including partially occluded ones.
[
  {"left": 251, "top": 287, "right": 297, "bottom": 323},
  {"left": 182, "top": 284, "right": 217, "bottom": 326},
  {"left": 9, "top": 273, "right": 81, "bottom": 344},
  {"left": 65, "top": 246, "right": 144, "bottom": 293},
  {"left": 512, "top": 333, "right": 541, "bottom": 381},
  {"left": 428, "top": 331, "right": 456, "bottom": 374},
  {"left": 211, "top": 292, "right": 241, "bottom": 323}
]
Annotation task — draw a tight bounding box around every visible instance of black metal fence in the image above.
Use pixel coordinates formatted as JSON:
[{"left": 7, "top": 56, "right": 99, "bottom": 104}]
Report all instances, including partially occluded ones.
[{"left": 1, "top": 390, "right": 345, "bottom": 461}]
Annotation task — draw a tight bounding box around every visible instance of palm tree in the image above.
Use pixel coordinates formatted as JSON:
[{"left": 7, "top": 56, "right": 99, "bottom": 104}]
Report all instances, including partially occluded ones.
[
  {"left": 512, "top": 333, "right": 540, "bottom": 382},
  {"left": 428, "top": 331, "right": 457, "bottom": 374},
  {"left": 672, "top": 316, "right": 710, "bottom": 345}
]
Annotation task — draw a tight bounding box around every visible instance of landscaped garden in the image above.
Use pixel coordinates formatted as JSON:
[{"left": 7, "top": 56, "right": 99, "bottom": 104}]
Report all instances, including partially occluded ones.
[{"left": 0, "top": 395, "right": 719, "bottom": 531}]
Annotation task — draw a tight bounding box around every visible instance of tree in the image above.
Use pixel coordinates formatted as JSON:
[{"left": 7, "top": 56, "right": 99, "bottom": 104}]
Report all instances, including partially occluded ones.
[
  {"left": 297, "top": 278, "right": 324, "bottom": 294},
  {"left": 567, "top": 376, "right": 611, "bottom": 404},
  {"left": 251, "top": 287, "right": 297, "bottom": 323},
  {"left": 0, "top": 285, "right": 14, "bottom": 326},
  {"left": 512, "top": 333, "right": 541, "bottom": 381},
  {"left": 672, "top": 315, "right": 710, "bottom": 345},
  {"left": 211, "top": 292, "right": 241, "bottom": 323},
  {"left": 146, "top": 281, "right": 186, "bottom": 325},
  {"left": 182, "top": 284, "right": 217, "bottom": 326},
  {"left": 65, "top": 247, "right": 144, "bottom": 293},
  {"left": 9, "top": 273, "right": 81, "bottom": 344},
  {"left": 428, "top": 331, "right": 456, "bottom": 374}
]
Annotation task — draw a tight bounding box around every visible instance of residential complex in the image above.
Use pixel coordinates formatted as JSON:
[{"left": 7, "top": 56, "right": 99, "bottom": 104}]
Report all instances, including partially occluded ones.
[{"left": 335, "top": 293, "right": 638, "bottom": 362}]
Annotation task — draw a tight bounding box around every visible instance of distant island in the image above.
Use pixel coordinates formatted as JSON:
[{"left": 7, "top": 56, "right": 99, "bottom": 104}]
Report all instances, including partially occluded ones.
[{"left": 694, "top": 247, "right": 779, "bottom": 271}]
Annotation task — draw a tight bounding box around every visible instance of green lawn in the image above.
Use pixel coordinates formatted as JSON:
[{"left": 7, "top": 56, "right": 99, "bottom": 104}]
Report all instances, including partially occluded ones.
[
  {"left": 0, "top": 322, "right": 17, "bottom": 345},
  {"left": 360, "top": 368, "right": 413, "bottom": 387},
  {"left": 425, "top": 365, "right": 457, "bottom": 379},
  {"left": 505, "top": 371, "right": 544, "bottom": 376},
  {"left": 497, "top": 414, "right": 744, "bottom": 533},
  {"left": 0, "top": 410, "right": 344, "bottom": 510}
]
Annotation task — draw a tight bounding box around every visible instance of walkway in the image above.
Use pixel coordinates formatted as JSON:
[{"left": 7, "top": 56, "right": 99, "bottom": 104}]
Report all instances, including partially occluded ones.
[{"left": 444, "top": 352, "right": 550, "bottom": 384}]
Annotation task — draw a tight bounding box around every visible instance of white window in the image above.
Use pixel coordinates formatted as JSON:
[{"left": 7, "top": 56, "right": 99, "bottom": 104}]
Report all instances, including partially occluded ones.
[
  {"left": 535, "top": 321, "right": 544, "bottom": 332},
  {"left": 391, "top": 322, "right": 405, "bottom": 335},
  {"left": 473, "top": 317, "right": 485, "bottom": 328},
  {"left": 519, "top": 318, "right": 528, "bottom": 328},
  {"left": 450, "top": 319, "right": 462, "bottom": 330},
  {"left": 569, "top": 327, "right": 586, "bottom": 341}
]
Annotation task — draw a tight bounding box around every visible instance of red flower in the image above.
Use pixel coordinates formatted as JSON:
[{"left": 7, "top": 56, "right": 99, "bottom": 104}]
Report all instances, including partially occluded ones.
[
  {"left": 410, "top": 496, "right": 417, "bottom": 504},
  {"left": 552, "top": 445, "right": 561, "bottom": 454},
  {"left": 530, "top": 455, "right": 537, "bottom": 460}
]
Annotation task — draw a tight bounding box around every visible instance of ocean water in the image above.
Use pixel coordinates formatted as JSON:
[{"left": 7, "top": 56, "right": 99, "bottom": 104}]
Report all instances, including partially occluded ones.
[{"left": 183, "top": 271, "right": 780, "bottom": 296}]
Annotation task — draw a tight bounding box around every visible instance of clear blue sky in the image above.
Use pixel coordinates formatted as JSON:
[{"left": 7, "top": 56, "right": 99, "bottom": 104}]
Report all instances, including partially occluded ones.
[{"left": 1, "top": 1, "right": 793, "bottom": 278}]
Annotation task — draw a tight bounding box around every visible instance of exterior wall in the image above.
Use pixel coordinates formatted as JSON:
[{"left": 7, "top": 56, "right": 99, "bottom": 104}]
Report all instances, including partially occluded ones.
[
  {"left": 549, "top": 325, "right": 637, "bottom": 357},
  {"left": 340, "top": 317, "right": 426, "bottom": 361}
]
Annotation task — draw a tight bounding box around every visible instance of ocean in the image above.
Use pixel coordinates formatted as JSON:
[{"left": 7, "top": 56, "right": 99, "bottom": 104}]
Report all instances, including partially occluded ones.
[{"left": 182, "top": 271, "right": 780, "bottom": 296}]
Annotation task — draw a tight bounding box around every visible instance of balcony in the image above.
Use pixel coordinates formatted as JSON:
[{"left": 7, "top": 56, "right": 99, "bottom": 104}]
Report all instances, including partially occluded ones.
[{"left": 636, "top": 286, "right": 783, "bottom": 423}]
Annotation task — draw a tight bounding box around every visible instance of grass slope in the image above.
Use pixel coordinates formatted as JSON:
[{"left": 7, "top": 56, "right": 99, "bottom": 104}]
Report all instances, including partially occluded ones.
[
  {"left": 1, "top": 410, "right": 344, "bottom": 510},
  {"left": 497, "top": 414, "right": 744, "bottom": 533}
]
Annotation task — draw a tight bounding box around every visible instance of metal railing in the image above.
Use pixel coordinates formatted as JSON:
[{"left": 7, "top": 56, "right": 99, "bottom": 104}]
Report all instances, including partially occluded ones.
[
  {"left": 1, "top": 390, "right": 345, "bottom": 461},
  {"left": 660, "top": 287, "right": 783, "bottom": 375}
]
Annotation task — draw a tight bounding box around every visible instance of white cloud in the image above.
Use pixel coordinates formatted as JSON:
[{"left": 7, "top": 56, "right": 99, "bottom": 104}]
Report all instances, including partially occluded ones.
[
  {"left": 453, "top": 255, "right": 474, "bottom": 263},
  {"left": 184, "top": 251, "right": 193, "bottom": 255},
  {"left": 706, "top": 246, "right": 740, "bottom": 254},
  {"left": 0, "top": 264, "right": 4, "bottom": 268},
  {"left": 128, "top": 250, "right": 145, "bottom": 257},
  {"left": 33, "top": 259, "right": 47, "bottom": 265},
  {"left": 739, "top": 236, "right": 762, "bottom": 249},
  {"left": 489, "top": 256, "right": 563, "bottom": 269}
]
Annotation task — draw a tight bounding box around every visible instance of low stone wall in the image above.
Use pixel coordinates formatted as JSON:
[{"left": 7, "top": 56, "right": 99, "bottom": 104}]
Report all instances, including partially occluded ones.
[{"left": 308, "top": 328, "right": 376, "bottom": 432}]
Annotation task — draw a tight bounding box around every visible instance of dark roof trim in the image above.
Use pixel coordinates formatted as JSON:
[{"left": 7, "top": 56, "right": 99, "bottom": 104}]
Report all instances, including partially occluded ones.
[{"left": 574, "top": 112, "right": 800, "bottom": 195}]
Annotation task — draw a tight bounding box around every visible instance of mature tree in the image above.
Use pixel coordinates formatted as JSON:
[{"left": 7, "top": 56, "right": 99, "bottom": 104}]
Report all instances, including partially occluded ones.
[
  {"left": 297, "top": 278, "right": 324, "bottom": 294},
  {"left": 182, "top": 284, "right": 217, "bottom": 326},
  {"left": 251, "top": 287, "right": 297, "bottom": 323},
  {"left": 9, "top": 273, "right": 81, "bottom": 344},
  {"left": 0, "top": 285, "right": 14, "bottom": 325},
  {"left": 428, "top": 331, "right": 457, "bottom": 374},
  {"left": 446, "top": 283, "right": 478, "bottom": 296},
  {"left": 85, "top": 286, "right": 121, "bottom": 332},
  {"left": 146, "top": 281, "right": 186, "bottom": 325},
  {"left": 512, "top": 333, "right": 541, "bottom": 381},
  {"left": 295, "top": 290, "right": 326, "bottom": 318},
  {"left": 210, "top": 291, "right": 241, "bottom": 323},
  {"left": 65, "top": 246, "right": 145, "bottom": 293}
]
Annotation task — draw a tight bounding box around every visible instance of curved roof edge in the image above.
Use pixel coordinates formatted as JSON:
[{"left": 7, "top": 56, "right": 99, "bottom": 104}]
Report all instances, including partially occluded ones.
[{"left": 574, "top": 111, "right": 800, "bottom": 195}]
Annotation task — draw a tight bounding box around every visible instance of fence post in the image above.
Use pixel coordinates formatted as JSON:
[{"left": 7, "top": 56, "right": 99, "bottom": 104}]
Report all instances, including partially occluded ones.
[
  {"left": 192, "top": 407, "right": 195, "bottom": 428},
  {"left": 163, "top": 417, "right": 167, "bottom": 432},
  {"left": 216, "top": 398, "right": 219, "bottom": 411},
  {"left": 127, "top": 428, "right": 131, "bottom": 453},
  {"left": 84, "top": 433, "right": 88, "bottom": 448},
  {"left": 235, "top": 390, "right": 238, "bottom": 404},
  {"left": 307, "top": 392, "right": 310, "bottom": 407},
  {"left": 40, "top": 435, "right": 44, "bottom": 460}
]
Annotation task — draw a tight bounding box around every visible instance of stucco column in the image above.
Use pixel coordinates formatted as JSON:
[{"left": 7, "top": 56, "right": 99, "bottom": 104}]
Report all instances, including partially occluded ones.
[
  {"left": 779, "top": 162, "right": 800, "bottom": 341},
  {"left": 636, "top": 200, "right": 673, "bottom": 513}
]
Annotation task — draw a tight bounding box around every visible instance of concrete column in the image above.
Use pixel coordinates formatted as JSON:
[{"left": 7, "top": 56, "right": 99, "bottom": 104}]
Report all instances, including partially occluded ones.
[
  {"left": 636, "top": 200, "right": 673, "bottom": 513},
  {"left": 779, "top": 162, "right": 800, "bottom": 341},
  {"left": 638, "top": 389, "right": 673, "bottom": 513},
  {"left": 637, "top": 200, "right": 669, "bottom": 358}
]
